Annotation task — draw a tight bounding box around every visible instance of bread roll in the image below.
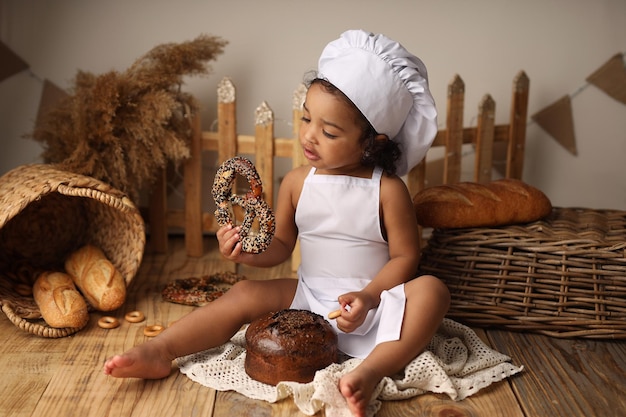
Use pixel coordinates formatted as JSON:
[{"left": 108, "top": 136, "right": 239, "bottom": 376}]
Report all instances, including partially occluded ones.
[
  {"left": 33, "top": 271, "right": 89, "bottom": 329},
  {"left": 245, "top": 309, "right": 338, "bottom": 385},
  {"left": 413, "top": 178, "right": 552, "bottom": 229},
  {"left": 65, "top": 244, "right": 126, "bottom": 311}
]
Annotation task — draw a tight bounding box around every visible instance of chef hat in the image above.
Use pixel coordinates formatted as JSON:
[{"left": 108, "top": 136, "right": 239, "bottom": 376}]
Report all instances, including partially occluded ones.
[{"left": 318, "top": 30, "right": 438, "bottom": 176}]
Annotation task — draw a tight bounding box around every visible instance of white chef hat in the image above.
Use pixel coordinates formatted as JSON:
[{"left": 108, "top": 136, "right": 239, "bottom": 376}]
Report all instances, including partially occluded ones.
[{"left": 318, "top": 29, "right": 438, "bottom": 176}]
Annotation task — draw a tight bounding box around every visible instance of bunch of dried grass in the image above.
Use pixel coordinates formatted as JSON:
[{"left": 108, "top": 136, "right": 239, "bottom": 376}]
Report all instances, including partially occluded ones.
[{"left": 29, "top": 34, "right": 228, "bottom": 202}]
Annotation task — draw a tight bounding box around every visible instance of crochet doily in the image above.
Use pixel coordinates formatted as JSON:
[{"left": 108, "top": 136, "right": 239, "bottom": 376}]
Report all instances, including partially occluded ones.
[{"left": 177, "top": 318, "right": 523, "bottom": 417}]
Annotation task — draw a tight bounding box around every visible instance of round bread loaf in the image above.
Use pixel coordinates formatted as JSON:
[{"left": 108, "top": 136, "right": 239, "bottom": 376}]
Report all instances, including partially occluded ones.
[{"left": 244, "top": 309, "right": 338, "bottom": 385}]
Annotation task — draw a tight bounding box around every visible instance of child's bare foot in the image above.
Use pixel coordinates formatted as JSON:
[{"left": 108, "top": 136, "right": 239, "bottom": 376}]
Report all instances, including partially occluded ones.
[
  {"left": 104, "top": 343, "right": 173, "bottom": 379},
  {"left": 338, "top": 364, "right": 381, "bottom": 417}
]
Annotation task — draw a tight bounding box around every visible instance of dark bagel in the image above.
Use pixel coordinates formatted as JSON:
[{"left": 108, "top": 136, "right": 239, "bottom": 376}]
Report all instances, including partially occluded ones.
[{"left": 212, "top": 157, "right": 275, "bottom": 253}]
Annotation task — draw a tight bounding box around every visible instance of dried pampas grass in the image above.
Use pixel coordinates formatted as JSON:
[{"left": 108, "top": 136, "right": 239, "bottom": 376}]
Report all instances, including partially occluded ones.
[{"left": 29, "top": 34, "right": 228, "bottom": 202}]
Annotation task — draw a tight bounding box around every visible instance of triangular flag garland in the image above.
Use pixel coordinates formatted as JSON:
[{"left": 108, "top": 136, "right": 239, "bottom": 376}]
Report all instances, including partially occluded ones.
[
  {"left": 532, "top": 95, "right": 577, "bottom": 156},
  {"left": 586, "top": 53, "right": 626, "bottom": 106},
  {"left": 0, "top": 41, "right": 29, "bottom": 82},
  {"left": 0, "top": 39, "right": 624, "bottom": 161},
  {"left": 529, "top": 52, "right": 625, "bottom": 155}
]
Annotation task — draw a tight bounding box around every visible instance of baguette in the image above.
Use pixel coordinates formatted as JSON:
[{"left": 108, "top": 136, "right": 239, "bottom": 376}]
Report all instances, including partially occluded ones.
[
  {"left": 33, "top": 271, "right": 90, "bottom": 329},
  {"left": 413, "top": 178, "right": 552, "bottom": 229},
  {"left": 65, "top": 244, "right": 126, "bottom": 311}
]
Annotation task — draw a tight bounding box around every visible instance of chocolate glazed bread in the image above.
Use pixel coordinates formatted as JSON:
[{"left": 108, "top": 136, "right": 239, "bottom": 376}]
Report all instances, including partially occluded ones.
[{"left": 244, "top": 309, "right": 338, "bottom": 385}]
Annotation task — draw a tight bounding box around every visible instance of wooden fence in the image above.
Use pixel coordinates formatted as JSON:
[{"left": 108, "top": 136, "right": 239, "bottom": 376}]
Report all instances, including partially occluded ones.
[{"left": 149, "top": 72, "right": 529, "bottom": 264}]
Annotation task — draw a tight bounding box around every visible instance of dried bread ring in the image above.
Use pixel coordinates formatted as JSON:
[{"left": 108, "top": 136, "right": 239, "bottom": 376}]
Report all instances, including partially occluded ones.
[
  {"left": 98, "top": 316, "right": 120, "bottom": 329},
  {"left": 328, "top": 309, "right": 342, "bottom": 320},
  {"left": 124, "top": 310, "right": 145, "bottom": 323},
  {"left": 143, "top": 324, "right": 164, "bottom": 337},
  {"left": 212, "top": 156, "right": 275, "bottom": 253}
]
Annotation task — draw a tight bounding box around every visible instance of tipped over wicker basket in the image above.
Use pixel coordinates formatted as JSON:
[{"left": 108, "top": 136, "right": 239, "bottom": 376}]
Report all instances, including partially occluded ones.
[
  {"left": 0, "top": 164, "right": 145, "bottom": 338},
  {"left": 418, "top": 207, "right": 626, "bottom": 339}
]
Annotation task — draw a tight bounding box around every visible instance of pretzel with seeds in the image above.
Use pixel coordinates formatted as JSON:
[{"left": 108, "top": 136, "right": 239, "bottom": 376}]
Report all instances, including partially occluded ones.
[{"left": 212, "top": 157, "right": 275, "bottom": 253}]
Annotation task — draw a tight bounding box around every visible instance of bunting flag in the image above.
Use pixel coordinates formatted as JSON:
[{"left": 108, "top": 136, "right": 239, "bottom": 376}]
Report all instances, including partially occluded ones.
[
  {"left": 586, "top": 53, "right": 626, "bottom": 105},
  {"left": 0, "top": 41, "right": 28, "bottom": 82},
  {"left": 532, "top": 95, "right": 577, "bottom": 155},
  {"left": 35, "top": 79, "right": 69, "bottom": 128}
]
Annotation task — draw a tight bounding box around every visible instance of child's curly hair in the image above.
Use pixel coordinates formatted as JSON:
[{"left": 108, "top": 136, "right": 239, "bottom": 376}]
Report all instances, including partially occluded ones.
[{"left": 306, "top": 76, "right": 402, "bottom": 176}]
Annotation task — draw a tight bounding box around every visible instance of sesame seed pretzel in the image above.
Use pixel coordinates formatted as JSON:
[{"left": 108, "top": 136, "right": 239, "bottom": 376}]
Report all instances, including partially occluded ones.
[{"left": 211, "top": 157, "right": 275, "bottom": 253}]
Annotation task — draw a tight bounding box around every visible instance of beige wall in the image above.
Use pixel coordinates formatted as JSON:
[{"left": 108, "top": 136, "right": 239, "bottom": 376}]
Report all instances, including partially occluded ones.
[{"left": 1, "top": 0, "right": 625, "bottom": 210}]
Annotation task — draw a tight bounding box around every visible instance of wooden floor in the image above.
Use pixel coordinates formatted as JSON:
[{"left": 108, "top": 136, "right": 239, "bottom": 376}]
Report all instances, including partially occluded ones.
[{"left": 1, "top": 236, "right": 625, "bottom": 417}]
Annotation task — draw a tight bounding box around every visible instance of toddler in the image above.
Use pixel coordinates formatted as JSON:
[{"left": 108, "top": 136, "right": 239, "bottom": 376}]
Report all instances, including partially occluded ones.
[{"left": 105, "top": 29, "right": 450, "bottom": 417}]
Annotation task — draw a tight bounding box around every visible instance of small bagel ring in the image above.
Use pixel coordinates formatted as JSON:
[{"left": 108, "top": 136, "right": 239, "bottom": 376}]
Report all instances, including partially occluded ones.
[
  {"left": 143, "top": 325, "right": 165, "bottom": 337},
  {"left": 212, "top": 156, "right": 275, "bottom": 254},
  {"left": 124, "top": 310, "right": 145, "bottom": 323},
  {"left": 98, "top": 316, "right": 120, "bottom": 329}
]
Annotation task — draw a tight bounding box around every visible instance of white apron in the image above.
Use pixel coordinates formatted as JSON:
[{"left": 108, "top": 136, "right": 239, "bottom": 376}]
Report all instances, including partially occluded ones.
[{"left": 289, "top": 167, "right": 406, "bottom": 358}]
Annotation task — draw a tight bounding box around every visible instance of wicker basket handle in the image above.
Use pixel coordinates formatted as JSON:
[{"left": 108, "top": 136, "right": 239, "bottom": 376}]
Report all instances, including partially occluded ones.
[{"left": 1, "top": 301, "right": 84, "bottom": 338}]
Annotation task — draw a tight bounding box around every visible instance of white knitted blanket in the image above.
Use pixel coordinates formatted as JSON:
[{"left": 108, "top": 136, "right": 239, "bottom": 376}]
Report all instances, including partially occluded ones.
[{"left": 177, "top": 318, "right": 522, "bottom": 417}]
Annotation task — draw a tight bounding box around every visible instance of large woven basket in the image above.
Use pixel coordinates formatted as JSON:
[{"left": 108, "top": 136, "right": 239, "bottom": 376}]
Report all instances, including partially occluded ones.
[
  {"left": 0, "top": 164, "right": 145, "bottom": 338},
  {"left": 418, "top": 207, "right": 626, "bottom": 339}
]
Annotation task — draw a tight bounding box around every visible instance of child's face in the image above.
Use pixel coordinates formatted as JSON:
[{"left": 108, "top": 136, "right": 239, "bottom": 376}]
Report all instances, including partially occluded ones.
[{"left": 299, "top": 83, "right": 365, "bottom": 174}]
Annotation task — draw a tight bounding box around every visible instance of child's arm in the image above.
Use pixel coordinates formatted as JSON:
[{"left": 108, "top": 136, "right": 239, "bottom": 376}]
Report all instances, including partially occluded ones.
[
  {"left": 216, "top": 166, "right": 307, "bottom": 267},
  {"left": 366, "top": 173, "right": 422, "bottom": 297},
  {"left": 336, "top": 174, "right": 421, "bottom": 331}
]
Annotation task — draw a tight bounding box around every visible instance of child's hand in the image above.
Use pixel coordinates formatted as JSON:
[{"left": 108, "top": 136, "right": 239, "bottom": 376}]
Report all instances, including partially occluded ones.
[
  {"left": 216, "top": 224, "right": 244, "bottom": 261},
  {"left": 334, "top": 291, "right": 377, "bottom": 333}
]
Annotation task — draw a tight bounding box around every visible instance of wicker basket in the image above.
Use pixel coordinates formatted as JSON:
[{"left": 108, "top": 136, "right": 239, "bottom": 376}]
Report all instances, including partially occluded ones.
[
  {"left": 0, "top": 164, "right": 145, "bottom": 338},
  {"left": 418, "top": 207, "right": 626, "bottom": 339}
]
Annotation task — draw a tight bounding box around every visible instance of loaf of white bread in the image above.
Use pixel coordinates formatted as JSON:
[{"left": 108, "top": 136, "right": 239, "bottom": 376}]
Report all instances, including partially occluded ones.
[
  {"left": 64, "top": 244, "right": 126, "bottom": 311},
  {"left": 33, "top": 271, "right": 90, "bottom": 329},
  {"left": 413, "top": 178, "right": 552, "bottom": 229}
]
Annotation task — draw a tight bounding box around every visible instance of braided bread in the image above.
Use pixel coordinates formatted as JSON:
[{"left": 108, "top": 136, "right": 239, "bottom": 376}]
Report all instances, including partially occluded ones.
[{"left": 212, "top": 157, "right": 275, "bottom": 253}]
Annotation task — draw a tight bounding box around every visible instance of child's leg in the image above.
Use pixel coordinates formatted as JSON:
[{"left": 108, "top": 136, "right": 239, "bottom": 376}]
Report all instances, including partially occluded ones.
[
  {"left": 104, "top": 278, "right": 298, "bottom": 379},
  {"left": 339, "top": 275, "right": 450, "bottom": 417}
]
